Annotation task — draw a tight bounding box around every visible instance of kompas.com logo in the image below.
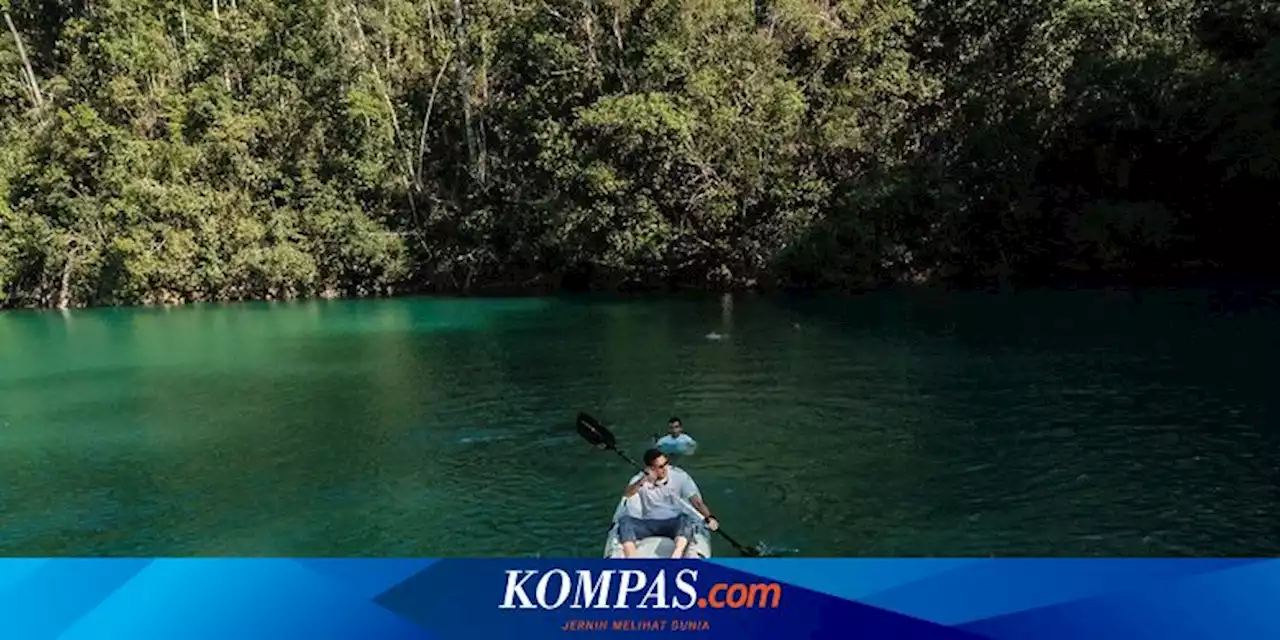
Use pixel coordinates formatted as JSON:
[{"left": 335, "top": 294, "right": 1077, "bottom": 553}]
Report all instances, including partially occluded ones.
[{"left": 498, "top": 568, "right": 783, "bottom": 610}]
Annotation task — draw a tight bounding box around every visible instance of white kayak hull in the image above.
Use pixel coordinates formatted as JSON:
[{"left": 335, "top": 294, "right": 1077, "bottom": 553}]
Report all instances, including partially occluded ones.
[{"left": 601, "top": 497, "right": 712, "bottom": 559}]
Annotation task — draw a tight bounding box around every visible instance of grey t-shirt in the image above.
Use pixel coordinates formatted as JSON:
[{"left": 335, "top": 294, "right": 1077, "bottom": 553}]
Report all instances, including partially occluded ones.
[{"left": 627, "top": 466, "right": 701, "bottom": 520}]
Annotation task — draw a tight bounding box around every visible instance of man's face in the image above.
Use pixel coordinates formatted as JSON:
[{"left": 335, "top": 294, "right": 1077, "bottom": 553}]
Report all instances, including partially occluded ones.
[
  {"left": 648, "top": 455, "right": 670, "bottom": 480},
  {"left": 668, "top": 421, "right": 683, "bottom": 436}
]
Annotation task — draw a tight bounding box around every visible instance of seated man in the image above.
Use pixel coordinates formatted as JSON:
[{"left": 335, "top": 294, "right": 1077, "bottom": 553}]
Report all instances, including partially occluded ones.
[
  {"left": 617, "top": 448, "right": 719, "bottom": 558},
  {"left": 653, "top": 416, "right": 697, "bottom": 455}
]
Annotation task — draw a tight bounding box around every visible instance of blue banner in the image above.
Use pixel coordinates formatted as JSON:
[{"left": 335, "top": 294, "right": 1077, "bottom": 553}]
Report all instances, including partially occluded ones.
[{"left": 4, "top": 558, "right": 1276, "bottom": 639}]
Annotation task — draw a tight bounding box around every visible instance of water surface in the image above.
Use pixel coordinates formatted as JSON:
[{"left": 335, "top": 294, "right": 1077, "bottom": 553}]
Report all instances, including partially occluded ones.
[{"left": 1, "top": 290, "right": 1276, "bottom": 556}]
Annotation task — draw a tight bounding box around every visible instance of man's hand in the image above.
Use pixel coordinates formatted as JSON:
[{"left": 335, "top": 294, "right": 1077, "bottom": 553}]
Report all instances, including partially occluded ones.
[
  {"left": 625, "top": 471, "right": 655, "bottom": 497},
  {"left": 689, "top": 496, "right": 718, "bottom": 530}
]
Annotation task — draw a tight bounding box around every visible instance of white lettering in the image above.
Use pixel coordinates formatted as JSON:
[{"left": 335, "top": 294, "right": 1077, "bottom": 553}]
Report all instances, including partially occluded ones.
[
  {"left": 499, "top": 570, "right": 538, "bottom": 609},
  {"left": 535, "top": 569, "right": 572, "bottom": 609},
  {"left": 571, "top": 570, "right": 613, "bottom": 609},
  {"left": 637, "top": 569, "right": 668, "bottom": 609},
  {"left": 614, "top": 570, "right": 648, "bottom": 608},
  {"left": 671, "top": 569, "right": 699, "bottom": 610},
  {"left": 505, "top": 568, "right": 708, "bottom": 611}
]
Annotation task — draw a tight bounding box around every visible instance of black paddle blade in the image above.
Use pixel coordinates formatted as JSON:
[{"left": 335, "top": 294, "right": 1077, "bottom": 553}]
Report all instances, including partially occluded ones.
[{"left": 576, "top": 412, "right": 616, "bottom": 449}]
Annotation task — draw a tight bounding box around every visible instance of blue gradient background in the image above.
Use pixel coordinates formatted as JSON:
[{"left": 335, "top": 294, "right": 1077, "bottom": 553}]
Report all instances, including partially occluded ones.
[{"left": 1, "top": 558, "right": 1274, "bottom": 639}]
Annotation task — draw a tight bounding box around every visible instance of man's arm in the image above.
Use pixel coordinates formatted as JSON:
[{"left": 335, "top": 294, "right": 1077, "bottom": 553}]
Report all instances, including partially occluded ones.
[
  {"left": 678, "top": 473, "right": 715, "bottom": 520},
  {"left": 686, "top": 494, "right": 719, "bottom": 531},
  {"left": 623, "top": 473, "right": 649, "bottom": 498},
  {"left": 687, "top": 494, "right": 712, "bottom": 519}
]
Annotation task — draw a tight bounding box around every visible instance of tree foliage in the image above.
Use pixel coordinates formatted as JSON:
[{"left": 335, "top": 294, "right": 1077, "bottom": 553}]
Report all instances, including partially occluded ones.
[{"left": 1, "top": 0, "right": 1277, "bottom": 307}]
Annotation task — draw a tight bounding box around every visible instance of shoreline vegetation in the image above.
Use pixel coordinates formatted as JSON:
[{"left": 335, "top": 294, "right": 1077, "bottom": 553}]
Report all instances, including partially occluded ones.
[
  {"left": 2, "top": 0, "right": 1277, "bottom": 310},
  {"left": 4, "top": 275, "right": 1279, "bottom": 316}
]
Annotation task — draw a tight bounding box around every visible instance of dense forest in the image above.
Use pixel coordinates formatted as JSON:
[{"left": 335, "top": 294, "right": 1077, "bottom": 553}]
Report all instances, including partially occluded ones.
[{"left": 0, "top": 0, "right": 1277, "bottom": 307}]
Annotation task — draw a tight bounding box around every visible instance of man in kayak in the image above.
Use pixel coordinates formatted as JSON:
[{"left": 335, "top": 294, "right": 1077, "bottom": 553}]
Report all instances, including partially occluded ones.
[
  {"left": 653, "top": 416, "right": 697, "bottom": 455},
  {"left": 617, "top": 448, "right": 719, "bottom": 558}
]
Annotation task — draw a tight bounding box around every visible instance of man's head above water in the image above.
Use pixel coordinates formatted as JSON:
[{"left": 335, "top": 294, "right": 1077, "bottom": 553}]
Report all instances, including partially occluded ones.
[{"left": 667, "top": 416, "right": 684, "bottom": 436}]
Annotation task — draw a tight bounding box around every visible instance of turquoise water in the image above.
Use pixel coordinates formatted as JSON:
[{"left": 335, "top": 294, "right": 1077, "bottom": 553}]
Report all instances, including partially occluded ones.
[{"left": 1, "top": 290, "right": 1276, "bottom": 556}]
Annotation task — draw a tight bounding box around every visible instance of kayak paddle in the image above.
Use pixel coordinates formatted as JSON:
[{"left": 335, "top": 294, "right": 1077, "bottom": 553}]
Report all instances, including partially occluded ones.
[{"left": 575, "top": 411, "right": 763, "bottom": 557}]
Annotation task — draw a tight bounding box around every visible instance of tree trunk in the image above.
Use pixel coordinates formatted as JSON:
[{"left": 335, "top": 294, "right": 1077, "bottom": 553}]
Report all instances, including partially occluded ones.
[
  {"left": 417, "top": 48, "right": 454, "bottom": 187},
  {"left": 383, "top": 1, "right": 392, "bottom": 71},
  {"left": 477, "top": 30, "right": 488, "bottom": 186},
  {"left": 56, "top": 249, "right": 75, "bottom": 310},
  {"left": 425, "top": 0, "right": 439, "bottom": 43},
  {"left": 581, "top": 0, "right": 599, "bottom": 76},
  {"left": 4, "top": 10, "right": 43, "bottom": 108},
  {"left": 348, "top": 4, "right": 402, "bottom": 141},
  {"left": 451, "top": 0, "right": 477, "bottom": 187}
]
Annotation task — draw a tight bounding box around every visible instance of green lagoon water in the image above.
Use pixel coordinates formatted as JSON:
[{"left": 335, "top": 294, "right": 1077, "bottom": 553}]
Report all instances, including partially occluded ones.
[{"left": 1, "top": 291, "right": 1277, "bottom": 557}]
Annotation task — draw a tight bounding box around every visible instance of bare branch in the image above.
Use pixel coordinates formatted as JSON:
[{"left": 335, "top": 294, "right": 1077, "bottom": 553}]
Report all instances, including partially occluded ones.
[
  {"left": 417, "top": 47, "right": 455, "bottom": 186},
  {"left": 4, "top": 9, "right": 43, "bottom": 108}
]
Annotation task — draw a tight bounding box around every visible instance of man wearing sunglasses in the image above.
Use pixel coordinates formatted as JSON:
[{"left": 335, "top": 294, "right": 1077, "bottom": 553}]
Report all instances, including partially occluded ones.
[{"left": 616, "top": 448, "right": 720, "bottom": 558}]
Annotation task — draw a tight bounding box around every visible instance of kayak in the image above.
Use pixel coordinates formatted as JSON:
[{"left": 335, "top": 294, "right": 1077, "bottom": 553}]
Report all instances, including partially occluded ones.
[{"left": 602, "top": 496, "right": 713, "bottom": 558}]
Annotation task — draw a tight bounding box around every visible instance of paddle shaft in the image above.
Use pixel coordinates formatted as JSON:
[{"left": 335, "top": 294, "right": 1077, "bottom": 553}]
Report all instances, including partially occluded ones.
[{"left": 609, "top": 447, "right": 643, "bottom": 470}]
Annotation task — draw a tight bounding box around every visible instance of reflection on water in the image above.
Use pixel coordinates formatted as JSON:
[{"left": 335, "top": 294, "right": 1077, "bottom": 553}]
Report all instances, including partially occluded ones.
[{"left": 0, "top": 290, "right": 1277, "bottom": 556}]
